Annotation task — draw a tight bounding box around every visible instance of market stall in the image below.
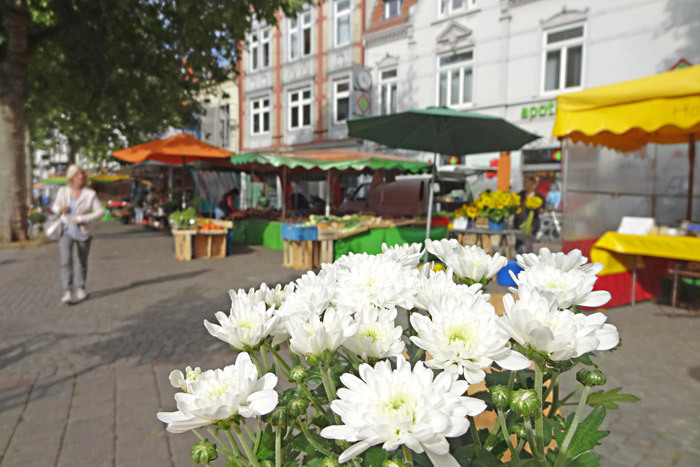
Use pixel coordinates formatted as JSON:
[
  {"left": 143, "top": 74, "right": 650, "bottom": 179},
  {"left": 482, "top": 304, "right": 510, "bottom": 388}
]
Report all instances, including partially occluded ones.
[
  {"left": 552, "top": 65, "right": 700, "bottom": 307},
  {"left": 228, "top": 149, "right": 435, "bottom": 268}
]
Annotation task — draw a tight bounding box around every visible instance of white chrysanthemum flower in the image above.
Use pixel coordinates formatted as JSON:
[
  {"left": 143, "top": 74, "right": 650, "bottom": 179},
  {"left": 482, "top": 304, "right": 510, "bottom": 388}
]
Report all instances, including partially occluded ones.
[
  {"left": 517, "top": 247, "right": 601, "bottom": 275},
  {"left": 168, "top": 366, "right": 202, "bottom": 393},
  {"left": 258, "top": 282, "right": 296, "bottom": 308},
  {"left": 287, "top": 308, "right": 358, "bottom": 357},
  {"left": 511, "top": 263, "right": 611, "bottom": 309},
  {"left": 410, "top": 296, "right": 530, "bottom": 383},
  {"left": 426, "top": 239, "right": 507, "bottom": 284},
  {"left": 414, "top": 267, "right": 489, "bottom": 312},
  {"left": 157, "top": 353, "right": 278, "bottom": 433},
  {"left": 381, "top": 242, "right": 424, "bottom": 269},
  {"left": 344, "top": 307, "right": 405, "bottom": 361},
  {"left": 320, "top": 356, "right": 486, "bottom": 466},
  {"left": 499, "top": 286, "right": 619, "bottom": 361},
  {"left": 277, "top": 272, "right": 334, "bottom": 321},
  {"left": 333, "top": 253, "right": 418, "bottom": 312},
  {"left": 204, "top": 295, "right": 280, "bottom": 349}
]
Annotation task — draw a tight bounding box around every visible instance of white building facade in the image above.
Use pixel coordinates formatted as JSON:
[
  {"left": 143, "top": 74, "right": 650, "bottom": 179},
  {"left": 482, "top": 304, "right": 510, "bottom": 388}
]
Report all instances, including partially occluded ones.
[{"left": 363, "top": 0, "right": 699, "bottom": 190}]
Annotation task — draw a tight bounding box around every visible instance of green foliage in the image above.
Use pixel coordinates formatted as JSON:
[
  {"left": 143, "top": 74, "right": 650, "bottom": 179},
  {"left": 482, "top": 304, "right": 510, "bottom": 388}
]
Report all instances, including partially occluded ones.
[
  {"left": 554, "top": 406, "right": 610, "bottom": 462},
  {"left": 586, "top": 387, "right": 640, "bottom": 410}
]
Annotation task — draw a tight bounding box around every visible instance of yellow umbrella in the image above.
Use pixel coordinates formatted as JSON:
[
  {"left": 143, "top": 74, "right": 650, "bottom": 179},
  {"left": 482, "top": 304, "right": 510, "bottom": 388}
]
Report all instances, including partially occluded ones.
[{"left": 552, "top": 65, "right": 700, "bottom": 218}]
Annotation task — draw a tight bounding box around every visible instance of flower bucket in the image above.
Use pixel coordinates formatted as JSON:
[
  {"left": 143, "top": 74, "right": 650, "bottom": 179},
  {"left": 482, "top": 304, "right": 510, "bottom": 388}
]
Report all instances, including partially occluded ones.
[
  {"left": 497, "top": 259, "right": 522, "bottom": 287},
  {"left": 488, "top": 219, "right": 504, "bottom": 231}
]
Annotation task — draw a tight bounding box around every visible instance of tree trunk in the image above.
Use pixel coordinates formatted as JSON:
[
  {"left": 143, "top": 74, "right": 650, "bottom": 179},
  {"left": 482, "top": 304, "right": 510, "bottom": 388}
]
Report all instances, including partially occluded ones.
[
  {"left": 67, "top": 137, "right": 77, "bottom": 165},
  {"left": 0, "top": 2, "right": 30, "bottom": 242}
]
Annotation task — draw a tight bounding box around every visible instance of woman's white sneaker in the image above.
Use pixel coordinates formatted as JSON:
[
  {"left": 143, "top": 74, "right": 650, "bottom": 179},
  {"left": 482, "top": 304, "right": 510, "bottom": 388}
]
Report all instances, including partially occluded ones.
[
  {"left": 74, "top": 288, "right": 87, "bottom": 302},
  {"left": 61, "top": 291, "right": 72, "bottom": 304}
]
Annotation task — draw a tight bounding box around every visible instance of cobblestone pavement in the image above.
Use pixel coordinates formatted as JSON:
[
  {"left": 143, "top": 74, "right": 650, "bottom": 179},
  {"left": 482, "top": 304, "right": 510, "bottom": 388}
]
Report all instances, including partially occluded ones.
[{"left": 0, "top": 222, "right": 698, "bottom": 466}]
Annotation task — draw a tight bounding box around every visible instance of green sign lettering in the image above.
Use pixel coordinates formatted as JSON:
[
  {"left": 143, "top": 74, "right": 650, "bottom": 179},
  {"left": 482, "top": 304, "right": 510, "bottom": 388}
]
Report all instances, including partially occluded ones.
[{"left": 521, "top": 101, "right": 556, "bottom": 120}]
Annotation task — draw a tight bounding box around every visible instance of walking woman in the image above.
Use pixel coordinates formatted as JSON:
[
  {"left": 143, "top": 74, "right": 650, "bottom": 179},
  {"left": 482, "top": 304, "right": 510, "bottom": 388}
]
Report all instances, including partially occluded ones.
[{"left": 52, "top": 165, "right": 105, "bottom": 304}]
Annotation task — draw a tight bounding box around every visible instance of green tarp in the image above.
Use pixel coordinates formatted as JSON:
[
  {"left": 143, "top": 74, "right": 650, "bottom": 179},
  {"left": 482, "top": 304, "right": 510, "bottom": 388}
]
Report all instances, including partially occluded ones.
[
  {"left": 232, "top": 219, "right": 284, "bottom": 250},
  {"left": 231, "top": 219, "right": 446, "bottom": 259},
  {"left": 230, "top": 150, "right": 430, "bottom": 174},
  {"left": 334, "top": 226, "right": 447, "bottom": 260}
]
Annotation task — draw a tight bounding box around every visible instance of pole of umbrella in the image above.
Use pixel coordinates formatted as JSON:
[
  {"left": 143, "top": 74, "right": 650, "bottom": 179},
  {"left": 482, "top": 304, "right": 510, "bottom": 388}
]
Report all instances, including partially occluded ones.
[
  {"left": 688, "top": 134, "right": 695, "bottom": 221},
  {"left": 423, "top": 153, "right": 437, "bottom": 262},
  {"left": 282, "top": 166, "right": 288, "bottom": 220},
  {"left": 326, "top": 169, "right": 332, "bottom": 217}
]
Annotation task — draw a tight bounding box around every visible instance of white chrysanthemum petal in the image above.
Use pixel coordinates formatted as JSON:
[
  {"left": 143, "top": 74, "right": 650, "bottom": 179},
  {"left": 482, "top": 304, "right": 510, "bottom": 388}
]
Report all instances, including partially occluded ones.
[
  {"left": 157, "top": 353, "right": 278, "bottom": 433},
  {"left": 321, "top": 356, "right": 485, "bottom": 464}
]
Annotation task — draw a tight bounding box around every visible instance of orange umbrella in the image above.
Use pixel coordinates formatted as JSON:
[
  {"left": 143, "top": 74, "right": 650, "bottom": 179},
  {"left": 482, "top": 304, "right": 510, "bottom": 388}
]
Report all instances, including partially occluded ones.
[{"left": 112, "top": 133, "right": 232, "bottom": 165}]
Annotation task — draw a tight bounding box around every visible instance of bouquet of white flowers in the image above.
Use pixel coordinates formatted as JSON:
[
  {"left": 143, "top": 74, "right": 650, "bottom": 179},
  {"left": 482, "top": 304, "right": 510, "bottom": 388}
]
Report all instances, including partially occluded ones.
[{"left": 158, "top": 243, "right": 636, "bottom": 466}]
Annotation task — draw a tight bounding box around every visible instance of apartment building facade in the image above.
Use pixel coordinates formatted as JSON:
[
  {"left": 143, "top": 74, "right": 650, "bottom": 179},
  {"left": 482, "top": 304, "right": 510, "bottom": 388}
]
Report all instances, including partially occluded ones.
[
  {"left": 362, "top": 0, "right": 698, "bottom": 185},
  {"left": 239, "top": 0, "right": 377, "bottom": 153}
]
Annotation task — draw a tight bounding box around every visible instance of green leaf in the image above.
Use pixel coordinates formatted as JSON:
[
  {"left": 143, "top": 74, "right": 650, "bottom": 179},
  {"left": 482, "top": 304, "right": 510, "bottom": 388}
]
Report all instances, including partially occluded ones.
[
  {"left": 572, "top": 353, "right": 595, "bottom": 366},
  {"left": 256, "top": 425, "right": 275, "bottom": 460},
  {"left": 565, "top": 406, "right": 610, "bottom": 460},
  {"left": 506, "top": 459, "right": 540, "bottom": 466},
  {"left": 568, "top": 451, "right": 601, "bottom": 467},
  {"left": 363, "top": 446, "right": 387, "bottom": 465},
  {"left": 586, "top": 387, "right": 640, "bottom": 410},
  {"left": 485, "top": 370, "right": 511, "bottom": 388}
]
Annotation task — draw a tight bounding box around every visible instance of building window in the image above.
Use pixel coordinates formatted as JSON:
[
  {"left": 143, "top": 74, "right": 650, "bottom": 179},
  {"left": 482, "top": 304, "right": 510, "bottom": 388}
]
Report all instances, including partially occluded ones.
[
  {"left": 437, "top": 50, "right": 473, "bottom": 107},
  {"left": 439, "top": 0, "right": 476, "bottom": 17},
  {"left": 248, "top": 27, "right": 271, "bottom": 71},
  {"left": 289, "top": 88, "right": 312, "bottom": 130},
  {"left": 219, "top": 105, "right": 230, "bottom": 147},
  {"left": 261, "top": 28, "right": 271, "bottom": 68},
  {"left": 335, "top": 0, "right": 351, "bottom": 47},
  {"left": 334, "top": 79, "right": 350, "bottom": 123},
  {"left": 249, "top": 33, "right": 259, "bottom": 71},
  {"left": 251, "top": 97, "right": 270, "bottom": 135},
  {"left": 384, "top": 0, "right": 401, "bottom": 19},
  {"left": 543, "top": 25, "right": 584, "bottom": 92},
  {"left": 380, "top": 69, "right": 398, "bottom": 115},
  {"left": 288, "top": 10, "right": 313, "bottom": 61}
]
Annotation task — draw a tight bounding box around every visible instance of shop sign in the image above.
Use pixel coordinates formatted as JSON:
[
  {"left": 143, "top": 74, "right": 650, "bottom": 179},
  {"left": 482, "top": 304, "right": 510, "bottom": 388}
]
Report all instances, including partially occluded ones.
[{"left": 521, "top": 101, "right": 555, "bottom": 120}]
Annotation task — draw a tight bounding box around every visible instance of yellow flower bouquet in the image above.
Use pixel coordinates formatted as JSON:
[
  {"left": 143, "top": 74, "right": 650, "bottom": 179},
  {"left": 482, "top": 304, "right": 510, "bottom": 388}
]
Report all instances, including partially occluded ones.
[
  {"left": 519, "top": 195, "right": 544, "bottom": 235},
  {"left": 476, "top": 190, "right": 520, "bottom": 222}
]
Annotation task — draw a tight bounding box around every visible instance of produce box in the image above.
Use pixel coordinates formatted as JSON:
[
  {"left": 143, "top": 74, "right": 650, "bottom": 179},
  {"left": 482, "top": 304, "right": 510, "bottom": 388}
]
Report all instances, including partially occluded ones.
[{"left": 281, "top": 223, "right": 318, "bottom": 241}]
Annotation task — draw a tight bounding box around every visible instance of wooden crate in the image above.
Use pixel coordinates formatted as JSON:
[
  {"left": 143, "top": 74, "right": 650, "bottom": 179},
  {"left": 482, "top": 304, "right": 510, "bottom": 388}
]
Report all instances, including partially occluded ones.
[
  {"left": 172, "top": 229, "right": 197, "bottom": 261},
  {"left": 193, "top": 232, "right": 227, "bottom": 259},
  {"left": 283, "top": 240, "right": 314, "bottom": 270},
  {"left": 312, "top": 240, "right": 334, "bottom": 268}
]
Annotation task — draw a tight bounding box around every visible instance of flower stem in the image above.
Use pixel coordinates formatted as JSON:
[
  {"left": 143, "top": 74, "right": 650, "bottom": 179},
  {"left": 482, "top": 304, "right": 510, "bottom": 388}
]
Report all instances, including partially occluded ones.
[
  {"left": 507, "top": 370, "right": 516, "bottom": 391},
  {"left": 264, "top": 344, "right": 291, "bottom": 375},
  {"left": 232, "top": 424, "right": 260, "bottom": 467},
  {"left": 524, "top": 417, "right": 547, "bottom": 467},
  {"left": 560, "top": 383, "right": 582, "bottom": 404},
  {"left": 297, "top": 383, "right": 330, "bottom": 421},
  {"left": 253, "top": 418, "right": 263, "bottom": 457},
  {"left": 534, "top": 360, "right": 545, "bottom": 456},
  {"left": 298, "top": 418, "right": 334, "bottom": 457},
  {"left": 497, "top": 408, "right": 518, "bottom": 460},
  {"left": 402, "top": 445, "right": 414, "bottom": 466},
  {"left": 320, "top": 364, "right": 341, "bottom": 425},
  {"left": 249, "top": 352, "right": 264, "bottom": 376},
  {"left": 260, "top": 346, "right": 270, "bottom": 373},
  {"left": 545, "top": 372, "right": 560, "bottom": 418},
  {"left": 409, "top": 348, "right": 425, "bottom": 365},
  {"left": 206, "top": 427, "right": 236, "bottom": 459},
  {"left": 275, "top": 427, "right": 282, "bottom": 467},
  {"left": 468, "top": 416, "right": 482, "bottom": 457},
  {"left": 193, "top": 428, "right": 206, "bottom": 442},
  {"left": 224, "top": 427, "right": 242, "bottom": 458},
  {"left": 482, "top": 416, "right": 501, "bottom": 450},
  {"left": 515, "top": 438, "right": 525, "bottom": 456},
  {"left": 554, "top": 385, "right": 592, "bottom": 467}
]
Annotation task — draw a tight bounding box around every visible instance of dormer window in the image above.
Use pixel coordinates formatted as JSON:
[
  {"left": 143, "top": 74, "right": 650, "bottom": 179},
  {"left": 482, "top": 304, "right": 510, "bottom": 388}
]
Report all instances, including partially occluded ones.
[
  {"left": 384, "top": 0, "right": 402, "bottom": 19},
  {"left": 439, "top": 0, "right": 476, "bottom": 18}
]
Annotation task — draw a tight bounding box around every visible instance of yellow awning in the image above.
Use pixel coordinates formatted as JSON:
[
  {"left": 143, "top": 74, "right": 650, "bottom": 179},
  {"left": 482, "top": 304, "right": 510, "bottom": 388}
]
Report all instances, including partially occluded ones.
[
  {"left": 591, "top": 232, "right": 700, "bottom": 275},
  {"left": 552, "top": 65, "right": 700, "bottom": 151}
]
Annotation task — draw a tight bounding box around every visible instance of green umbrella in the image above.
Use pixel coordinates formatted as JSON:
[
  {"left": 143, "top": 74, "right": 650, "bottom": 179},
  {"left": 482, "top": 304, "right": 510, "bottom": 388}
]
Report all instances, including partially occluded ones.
[
  {"left": 347, "top": 106, "right": 539, "bottom": 255},
  {"left": 347, "top": 106, "right": 539, "bottom": 155}
]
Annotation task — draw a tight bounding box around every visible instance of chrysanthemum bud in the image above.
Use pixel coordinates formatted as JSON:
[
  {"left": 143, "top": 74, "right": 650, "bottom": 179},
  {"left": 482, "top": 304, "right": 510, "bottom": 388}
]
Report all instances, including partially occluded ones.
[
  {"left": 305, "top": 354, "right": 322, "bottom": 366},
  {"left": 289, "top": 365, "right": 307, "bottom": 383},
  {"left": 320, "top": 457, "right": 340, "bottom": 467},
  {"left": 514, "top": 424, "right": 528, "bottom": 440},
  {"left": 576, "top": 369, "right": 607, "bottom": 387},
  {"left": 189, "top": 439, "right": 218, "bottom": 464},
  {"left": 287, "top": 397, "right": 309, "bottom": 417},
  {"left": 490, "top": 385, "right": 512, "bottom": 410},
  {"left": 383, "top": 460, "right": 407, "bottom": 467},
  {"left": 268, "top": 406, "right": 288, "bottom": 427},
  {"left": 510, "top": 389, "right": 541, "bottom": 417}
]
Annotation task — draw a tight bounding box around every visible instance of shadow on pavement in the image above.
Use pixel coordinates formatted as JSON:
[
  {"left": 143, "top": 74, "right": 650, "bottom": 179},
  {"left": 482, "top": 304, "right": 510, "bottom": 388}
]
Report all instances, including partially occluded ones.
[{"left": 88, "top": 269, "right": 210, "bottom": 299}]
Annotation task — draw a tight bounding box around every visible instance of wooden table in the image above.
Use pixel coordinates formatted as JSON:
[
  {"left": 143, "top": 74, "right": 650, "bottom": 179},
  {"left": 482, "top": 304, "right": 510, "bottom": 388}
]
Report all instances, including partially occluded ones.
[{"left": 449, "top": 228, "right": 521, "bottom": 258}]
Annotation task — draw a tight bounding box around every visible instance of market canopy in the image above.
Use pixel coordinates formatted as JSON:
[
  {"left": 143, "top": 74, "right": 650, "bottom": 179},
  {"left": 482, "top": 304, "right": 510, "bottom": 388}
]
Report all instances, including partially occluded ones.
[
  {"left": 347, "top": 106, "right": 539, "bottom": 155},
  {"left": 113, "top": 133, "right": 233, "bottom": 165},
  {"left": 35, "top": 174, "right": 150, "bottom": 187},
  {"left": 551, "top": 65, "right": 700, "bottom": 151},
  {"left": 230, "top": 148, "right": 431, "bottom": 174}
]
